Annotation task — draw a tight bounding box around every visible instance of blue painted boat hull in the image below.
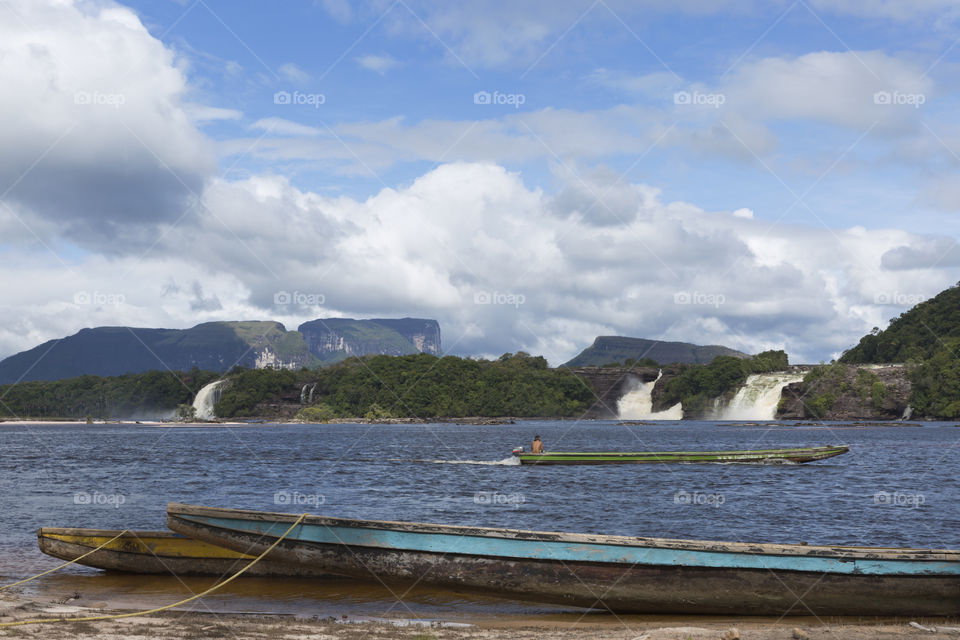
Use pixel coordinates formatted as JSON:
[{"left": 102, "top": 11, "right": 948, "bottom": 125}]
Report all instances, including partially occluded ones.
[{"left": 166, "top": 503, "right": 960, "bottom": 615}]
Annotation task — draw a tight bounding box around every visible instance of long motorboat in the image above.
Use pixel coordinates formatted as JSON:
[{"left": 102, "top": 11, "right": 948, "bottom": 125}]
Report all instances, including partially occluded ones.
[
  {"left": 167, "top": 503, "right": 959, "bottom": 615},
  {"left": 37, "top": 527, "right": 331, "bottom": 577},
  {"left": 512, "top": 445, "right": 849, "bottom": 465}
]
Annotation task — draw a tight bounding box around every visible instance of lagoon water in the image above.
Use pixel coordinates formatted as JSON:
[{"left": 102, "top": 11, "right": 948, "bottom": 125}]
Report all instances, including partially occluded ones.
[{"left": 1, "top": 419, "right": 957, "bottom": 617}]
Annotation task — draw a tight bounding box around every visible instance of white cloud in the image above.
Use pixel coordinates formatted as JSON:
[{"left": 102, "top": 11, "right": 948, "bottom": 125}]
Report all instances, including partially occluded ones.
[
  {"left": 4, "top": 162, "right": 951, "bottom": 366},
  {"left": 720, "top": 50, "right": 933, "bottom": 131},
  {"left": 355, "top": 54, "right": 399, "bottom": 75},
  {"left": 250, "top": 117, "right": 323, "bottom": 137},
  {"left": 0, "top": 0, "right": 215, "bottom": 246},
  {"left": 186, "top": 105, "right": 243, "bottom": 123},
  {"left": 279, "top": 62, "right": 311, "bottom": 83}
]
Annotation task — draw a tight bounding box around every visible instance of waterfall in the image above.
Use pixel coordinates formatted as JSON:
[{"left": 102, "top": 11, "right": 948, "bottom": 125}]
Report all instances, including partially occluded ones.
[
  {"left": 718, "top": 372, "right": 804, "bottom": 420},
  {"left": 192, "top": 380, "right": 225, "bottom": 421},
  {"left": 617, "top": 370, "right": 683, "bottom": 420},
  {"left": 300, "top": 383, "right": 317, "bottom": 405}
]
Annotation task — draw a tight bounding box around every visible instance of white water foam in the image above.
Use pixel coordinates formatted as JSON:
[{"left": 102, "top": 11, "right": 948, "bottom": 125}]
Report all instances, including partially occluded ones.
[
  {"left": 617, "top": 370, "right": 683, "bottom": 420},
  {"left": 192, "top": 380, "right": 226, "bottom": 420},
  {"left": 718, "top": 372, "right": 804, "bottom": 420},
  {"left": 389, "top": 457, "right": 522, "bottom": 466}
]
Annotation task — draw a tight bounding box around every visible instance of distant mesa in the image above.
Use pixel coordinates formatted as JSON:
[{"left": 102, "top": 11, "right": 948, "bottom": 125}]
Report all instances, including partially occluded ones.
[
  {"left": 564, "top": 336, "right": 749, "bottom": 367},
  {"left": 0, "top": 318, "right": 441, "bottom": 384}
]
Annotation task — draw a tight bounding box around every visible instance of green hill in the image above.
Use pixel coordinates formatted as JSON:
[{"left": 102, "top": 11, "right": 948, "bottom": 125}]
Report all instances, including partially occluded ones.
[
  {"left": 838, "top": 282, "right": 960, "bottom": 418},
  {"left": 564, "top": 336, "right": 750, "bottom": 367},
  {"left": 840, "top": 283, "right": 960, "bottom": 363}
]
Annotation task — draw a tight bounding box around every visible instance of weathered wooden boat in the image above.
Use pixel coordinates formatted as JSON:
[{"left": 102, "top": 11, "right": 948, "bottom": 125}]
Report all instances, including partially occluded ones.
[
  {"left": 37, "top": 527, "right": 331, "bottom": 577},
  {"left": 167, "top": 503, "right": 959, "bottom": 615},
  {"left": 512, "top": 445, "right": 849, "bottom": 465}
]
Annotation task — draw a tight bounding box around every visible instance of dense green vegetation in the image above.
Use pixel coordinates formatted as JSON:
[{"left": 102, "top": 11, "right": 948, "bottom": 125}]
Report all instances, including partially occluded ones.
[
  {"left": 656, "top": 350, "right": 789, "bottom": 415},
  {"left": 839, "top": 283, "right": 960, "bottom": 418},
  {"left": 221, "top": 352, "right": 594, "bottom": 419},
  {"left": 214, "top": 367, "right": 316, "bottom": 418},
  {"left": 840, "top": 284, "right": 959, "bottom": 364},
  {"left": 0, "top": 369, "right": 219, "bottom": 419},
  {"left": 800, "top": 363, "right": 849, "bottom": 418},
  {"left": 907, "top": 341, "right": 960, "bottom": 418}
]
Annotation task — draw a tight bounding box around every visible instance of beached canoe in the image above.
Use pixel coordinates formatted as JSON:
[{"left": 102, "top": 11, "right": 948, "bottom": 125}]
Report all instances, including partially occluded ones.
[
  {"left": 512, "top": 445, "right": 849, "bottom": 465},
  {"left": 167, "top": 503, "right": 959, "bottom": 615},
  {"left": 37, "top": 527, "right": 331, "bottom": 577}
]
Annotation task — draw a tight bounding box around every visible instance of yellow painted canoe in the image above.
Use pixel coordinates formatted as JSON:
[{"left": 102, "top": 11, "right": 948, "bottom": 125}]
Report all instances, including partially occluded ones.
[{"left": 37, "top": 528, "right": 333, "bottom": 577}]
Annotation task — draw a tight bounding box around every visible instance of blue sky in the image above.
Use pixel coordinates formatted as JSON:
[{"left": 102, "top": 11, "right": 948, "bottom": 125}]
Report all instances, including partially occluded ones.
[
  {"left": 0, "top": 0, "right": 958, "bottom": 364},
  {"left": 115, "top": 0, "right": 959, "bottom": 232}
]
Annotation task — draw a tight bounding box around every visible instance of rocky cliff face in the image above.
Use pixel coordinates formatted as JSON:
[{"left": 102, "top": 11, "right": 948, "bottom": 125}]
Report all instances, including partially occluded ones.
[
  {"left": 369, "top": 318, "right": 441, "bottom": 355},
  {"left": 777, "top": 364, "right": 911, "bottom": 420},
  {"left": 568, "top": 366, "right": 669, "bottom": 418},
  {"left": 297, "top": 318, "right": 442, "bottom": 365}
]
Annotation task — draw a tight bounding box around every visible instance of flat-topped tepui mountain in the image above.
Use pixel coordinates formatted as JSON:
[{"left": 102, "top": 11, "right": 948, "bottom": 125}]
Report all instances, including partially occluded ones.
[
  {"left": 564, "top": 336, "right": 750, "bottom": 367},
  {"left": 0, "top": 318, "right": 441, "bottom": 384}
]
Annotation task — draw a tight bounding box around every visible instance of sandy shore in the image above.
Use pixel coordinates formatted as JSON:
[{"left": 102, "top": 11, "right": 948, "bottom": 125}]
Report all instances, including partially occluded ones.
[{"left": 1, "top": 592, "right": 956, "bottom": 639}]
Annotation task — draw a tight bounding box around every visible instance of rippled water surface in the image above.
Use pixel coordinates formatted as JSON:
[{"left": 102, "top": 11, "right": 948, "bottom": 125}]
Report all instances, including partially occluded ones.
[{"left": 1, "top": 419, "right": 957, "bottom": 615}]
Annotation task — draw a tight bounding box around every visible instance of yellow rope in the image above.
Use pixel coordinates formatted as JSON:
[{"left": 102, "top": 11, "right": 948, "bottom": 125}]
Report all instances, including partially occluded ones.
[
  {"left": 0, "top": 513, "right": 308, "bottom": 628},
  {"left": 0, "top": 529, "right": 131, "bottom": 590}
]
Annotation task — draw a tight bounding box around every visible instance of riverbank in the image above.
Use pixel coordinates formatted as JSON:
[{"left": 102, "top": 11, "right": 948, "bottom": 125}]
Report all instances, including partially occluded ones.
[
  {"left": 0, "top": 417, "right": 528, "bottom": 426},
  {"left": 1, "top": 592, "right": 955, "bottom": 639}
]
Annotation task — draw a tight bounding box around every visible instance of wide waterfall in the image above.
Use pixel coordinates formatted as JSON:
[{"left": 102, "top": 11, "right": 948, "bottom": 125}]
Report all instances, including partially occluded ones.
[
  {"left": 718, "top": 372, "right": 804, "bottom": 420},
  {"left": 192, "top": 380, "right": 226, "bottom": 420},
  {"left": 617, "top": 370, "right": 683, "bottom": 420}
]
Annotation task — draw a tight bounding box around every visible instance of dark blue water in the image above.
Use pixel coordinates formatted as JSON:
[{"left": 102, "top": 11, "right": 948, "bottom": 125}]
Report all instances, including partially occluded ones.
[{"left": 1, "top": 419, "right": 957, "bottom": 615}]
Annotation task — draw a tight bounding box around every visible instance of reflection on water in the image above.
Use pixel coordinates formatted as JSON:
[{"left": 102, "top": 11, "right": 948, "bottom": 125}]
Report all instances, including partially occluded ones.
[
  {"left": 24, "top": 571, "right": 575, "bottom": 618},
  {"left": 1, "top": 419, "right": 957, "bottom": 616}
]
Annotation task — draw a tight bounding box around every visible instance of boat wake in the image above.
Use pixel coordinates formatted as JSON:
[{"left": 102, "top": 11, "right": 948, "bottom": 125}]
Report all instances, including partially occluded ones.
[{"left": 390, "top": 457, "right": 521, "bottom": 466}]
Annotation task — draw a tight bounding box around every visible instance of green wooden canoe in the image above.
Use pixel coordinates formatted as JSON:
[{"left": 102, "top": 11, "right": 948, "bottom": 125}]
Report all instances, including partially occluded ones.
[{"left": 513, "top": 445, "right": 849, "bottom": 465}]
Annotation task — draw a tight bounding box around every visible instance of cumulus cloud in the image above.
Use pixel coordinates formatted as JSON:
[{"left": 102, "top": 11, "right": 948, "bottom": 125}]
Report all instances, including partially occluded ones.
[
  {"left": 0, "top": 0, "right": 956, "bottom": 370},
  {"left": 0, "top": 0, "right": 215, "bottom": 248},
  {"left": 1, "top": 160, "right": 955, "bottom": 364}
]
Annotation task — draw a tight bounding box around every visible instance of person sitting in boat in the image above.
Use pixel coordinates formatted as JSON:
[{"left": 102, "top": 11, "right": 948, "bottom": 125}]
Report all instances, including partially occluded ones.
[{"left": 532, "top": 435, "right": 544, "bottom": 454}]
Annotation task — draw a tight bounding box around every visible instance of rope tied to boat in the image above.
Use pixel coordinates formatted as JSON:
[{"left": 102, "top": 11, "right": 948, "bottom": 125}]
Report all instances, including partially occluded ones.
[
  {"left": 0, "top": 529, "right": 131, "bottom": 591},
  {"left": 0, "top": 513, "right": 309, "bottom": 628}
]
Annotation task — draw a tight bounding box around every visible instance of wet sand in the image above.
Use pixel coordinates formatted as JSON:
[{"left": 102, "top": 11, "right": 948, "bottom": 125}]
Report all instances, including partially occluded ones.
[{"left": 2, "top": 590, "right": 957, "bottom": 639}]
